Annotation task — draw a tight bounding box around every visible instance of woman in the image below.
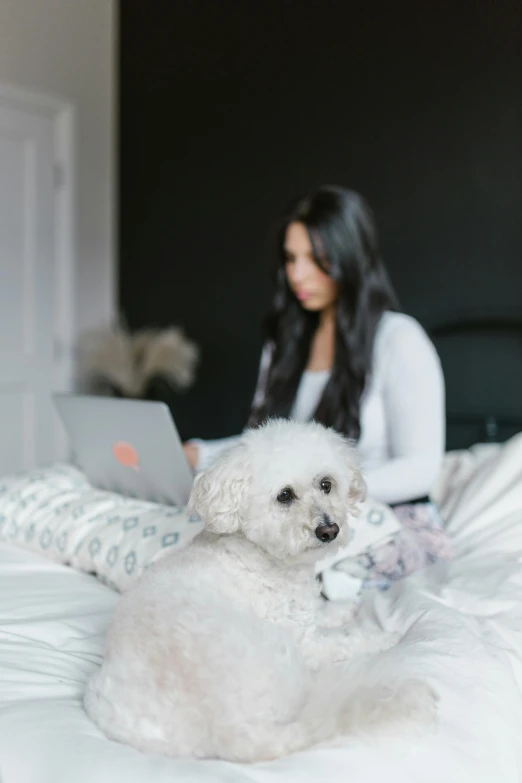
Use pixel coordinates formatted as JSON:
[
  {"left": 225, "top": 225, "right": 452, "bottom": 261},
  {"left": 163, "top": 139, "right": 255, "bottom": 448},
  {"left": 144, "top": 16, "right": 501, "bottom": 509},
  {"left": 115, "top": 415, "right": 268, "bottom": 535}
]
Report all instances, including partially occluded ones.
[{"left": 184, "top": 185, "right": 451, "bottom": 587}]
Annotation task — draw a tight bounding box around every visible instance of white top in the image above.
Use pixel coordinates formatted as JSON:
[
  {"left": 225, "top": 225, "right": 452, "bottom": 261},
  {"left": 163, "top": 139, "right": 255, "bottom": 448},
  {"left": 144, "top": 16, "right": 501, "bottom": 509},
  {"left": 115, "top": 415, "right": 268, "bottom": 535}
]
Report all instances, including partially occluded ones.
[{"left": 191, "top": 312, "right": 445, "bottom": 505}]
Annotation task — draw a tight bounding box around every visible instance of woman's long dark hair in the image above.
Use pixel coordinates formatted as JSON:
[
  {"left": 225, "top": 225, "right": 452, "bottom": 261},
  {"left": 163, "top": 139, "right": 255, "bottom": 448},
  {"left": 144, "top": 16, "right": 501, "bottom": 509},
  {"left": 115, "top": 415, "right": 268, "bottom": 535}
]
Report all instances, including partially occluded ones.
[{"left": 248, "top": 185, "right": 399, "bottom": 440}]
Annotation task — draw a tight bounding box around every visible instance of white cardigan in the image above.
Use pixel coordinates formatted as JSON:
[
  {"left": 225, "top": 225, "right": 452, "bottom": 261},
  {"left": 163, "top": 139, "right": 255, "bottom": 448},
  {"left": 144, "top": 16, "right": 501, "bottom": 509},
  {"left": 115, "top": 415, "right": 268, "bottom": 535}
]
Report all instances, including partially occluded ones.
[{"left": 191, "top": 312, "right": 445, "bottom": 505}]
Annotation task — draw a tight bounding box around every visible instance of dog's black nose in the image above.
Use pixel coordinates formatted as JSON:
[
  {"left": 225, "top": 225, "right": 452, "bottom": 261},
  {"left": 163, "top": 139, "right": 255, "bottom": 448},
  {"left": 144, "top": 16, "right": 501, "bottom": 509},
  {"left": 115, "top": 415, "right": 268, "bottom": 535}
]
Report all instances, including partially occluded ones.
[{"left": 315, "top": 523, "right": 339, "bottom": 542}]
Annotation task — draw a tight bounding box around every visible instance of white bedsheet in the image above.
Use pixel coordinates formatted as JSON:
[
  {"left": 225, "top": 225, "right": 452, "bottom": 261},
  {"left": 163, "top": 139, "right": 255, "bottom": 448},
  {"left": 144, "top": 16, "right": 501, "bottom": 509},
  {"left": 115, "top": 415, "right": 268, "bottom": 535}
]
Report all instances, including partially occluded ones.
[{"left": 1, "top": 435, "right": 522, "bottom": 783}]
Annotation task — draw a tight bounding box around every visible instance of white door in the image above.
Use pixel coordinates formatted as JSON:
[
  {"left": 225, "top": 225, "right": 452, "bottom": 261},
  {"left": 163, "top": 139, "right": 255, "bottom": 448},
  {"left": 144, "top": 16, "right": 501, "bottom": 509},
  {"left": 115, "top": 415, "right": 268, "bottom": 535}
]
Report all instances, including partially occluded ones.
[{"left": 0, "top": 92, "right": 71, "bottom": 474}]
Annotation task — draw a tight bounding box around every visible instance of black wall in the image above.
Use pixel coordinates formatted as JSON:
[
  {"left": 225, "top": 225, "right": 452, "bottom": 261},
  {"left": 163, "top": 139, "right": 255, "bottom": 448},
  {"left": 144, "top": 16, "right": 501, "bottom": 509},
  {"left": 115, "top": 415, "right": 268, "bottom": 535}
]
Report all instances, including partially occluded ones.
[{"left": 120, "top": 0, "right": 522, "bottom": 447}]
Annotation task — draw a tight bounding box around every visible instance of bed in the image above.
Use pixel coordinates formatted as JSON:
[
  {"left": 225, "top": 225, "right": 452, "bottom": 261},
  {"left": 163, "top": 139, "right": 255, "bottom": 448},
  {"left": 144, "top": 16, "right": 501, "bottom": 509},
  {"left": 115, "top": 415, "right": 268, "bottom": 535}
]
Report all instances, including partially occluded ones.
[{"left": 1, "top": 430, "right": 522, "bottom": 783}]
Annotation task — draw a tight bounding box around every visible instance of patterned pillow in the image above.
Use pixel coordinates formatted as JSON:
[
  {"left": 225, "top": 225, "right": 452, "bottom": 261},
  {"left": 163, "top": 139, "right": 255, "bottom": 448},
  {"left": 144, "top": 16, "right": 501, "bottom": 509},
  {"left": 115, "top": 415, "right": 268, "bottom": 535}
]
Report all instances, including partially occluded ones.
[
  {"left": 0, "top": 465, "right": 400, "bottom": 593},
  {"left": 0, "top": 464, "right": 203, "bottom": 591}
]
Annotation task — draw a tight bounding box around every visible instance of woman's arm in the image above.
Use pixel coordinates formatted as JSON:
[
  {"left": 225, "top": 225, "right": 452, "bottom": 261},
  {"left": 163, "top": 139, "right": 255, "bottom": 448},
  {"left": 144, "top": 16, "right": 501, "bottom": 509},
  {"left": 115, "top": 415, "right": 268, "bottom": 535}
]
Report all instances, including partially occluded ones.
[
  {"left": 363, "top": 317, "right": 445, "bottom": 505},
  {"left": 185, "top": 435, "right": 242, "bottom": 472}
]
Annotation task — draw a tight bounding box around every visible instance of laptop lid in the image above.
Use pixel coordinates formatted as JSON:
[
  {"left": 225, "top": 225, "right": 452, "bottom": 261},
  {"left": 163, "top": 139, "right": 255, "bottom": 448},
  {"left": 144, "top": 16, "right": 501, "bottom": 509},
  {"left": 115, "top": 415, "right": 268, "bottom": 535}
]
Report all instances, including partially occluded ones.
[{"left": 53, "top": 394, "right": 194, "bottom": 506}]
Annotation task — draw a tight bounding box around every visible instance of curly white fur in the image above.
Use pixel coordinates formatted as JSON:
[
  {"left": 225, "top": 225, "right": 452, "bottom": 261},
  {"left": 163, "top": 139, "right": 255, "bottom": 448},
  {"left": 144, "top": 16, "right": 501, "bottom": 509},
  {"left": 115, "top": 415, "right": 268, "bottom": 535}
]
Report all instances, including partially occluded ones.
[{"left": 84, "top": 419, "right": 437, "bottom": 762}]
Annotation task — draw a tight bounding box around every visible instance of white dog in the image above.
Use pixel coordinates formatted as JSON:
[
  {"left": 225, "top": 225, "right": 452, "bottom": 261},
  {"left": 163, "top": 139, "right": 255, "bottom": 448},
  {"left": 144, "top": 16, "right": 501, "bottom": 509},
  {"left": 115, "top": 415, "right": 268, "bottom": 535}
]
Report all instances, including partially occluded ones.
[{"left": 85, "top": 419, "right": 436, "bottom": 762}]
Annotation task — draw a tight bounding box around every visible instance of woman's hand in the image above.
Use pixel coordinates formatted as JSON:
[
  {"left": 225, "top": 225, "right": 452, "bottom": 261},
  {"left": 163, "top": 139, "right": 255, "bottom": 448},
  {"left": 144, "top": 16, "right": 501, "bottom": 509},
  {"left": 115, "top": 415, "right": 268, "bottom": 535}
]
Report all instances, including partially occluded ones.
[{"left": 183, "top": 443, "right": 199, "bottom": 470}]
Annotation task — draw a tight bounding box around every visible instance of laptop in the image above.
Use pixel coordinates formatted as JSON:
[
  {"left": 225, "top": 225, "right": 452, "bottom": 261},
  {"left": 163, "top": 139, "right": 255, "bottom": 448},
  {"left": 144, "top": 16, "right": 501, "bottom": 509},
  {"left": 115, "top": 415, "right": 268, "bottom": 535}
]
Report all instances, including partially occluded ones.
[{"left": 53, "top": 394, "right": 194, "bottom": 506}]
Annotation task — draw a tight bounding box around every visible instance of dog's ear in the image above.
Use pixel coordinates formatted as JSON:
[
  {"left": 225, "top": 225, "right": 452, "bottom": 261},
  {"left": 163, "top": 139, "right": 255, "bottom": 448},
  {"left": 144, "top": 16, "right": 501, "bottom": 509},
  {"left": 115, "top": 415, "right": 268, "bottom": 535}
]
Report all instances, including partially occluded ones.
[
  {"left": 347, "top": 464, "right": 366, "bottom": 516},
  {"left": 188, "top": 443, "right": 251, "bottom": 535},
  {"left": 338, "top": 440, "right": 366, "bottom": 516}
]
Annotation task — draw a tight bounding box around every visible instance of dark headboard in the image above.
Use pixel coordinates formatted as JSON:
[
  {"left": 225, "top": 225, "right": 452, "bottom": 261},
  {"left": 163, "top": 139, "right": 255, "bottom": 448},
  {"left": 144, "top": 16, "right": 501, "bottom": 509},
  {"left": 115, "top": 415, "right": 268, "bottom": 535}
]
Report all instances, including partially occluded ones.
[{"left": 428, "top": 310, "right": 522, "bottom": 450}]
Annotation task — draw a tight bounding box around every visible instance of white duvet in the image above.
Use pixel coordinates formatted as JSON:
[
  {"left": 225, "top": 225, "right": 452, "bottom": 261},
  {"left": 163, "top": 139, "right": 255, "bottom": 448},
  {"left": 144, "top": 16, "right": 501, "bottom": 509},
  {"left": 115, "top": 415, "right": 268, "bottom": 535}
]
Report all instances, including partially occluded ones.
[{"left": 1, "top": 435, "right": 522, "bottom": 783}]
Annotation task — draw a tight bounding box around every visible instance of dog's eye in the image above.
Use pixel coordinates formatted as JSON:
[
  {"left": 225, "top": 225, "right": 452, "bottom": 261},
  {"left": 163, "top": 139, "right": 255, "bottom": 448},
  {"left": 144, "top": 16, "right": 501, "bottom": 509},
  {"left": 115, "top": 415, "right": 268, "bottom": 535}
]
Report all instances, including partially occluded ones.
[
  {"left": 320, "top": 478, "right": 332, "bottom": 494},
  {"left": 277, "top": 487, "right": 295, "bottom": 504}
]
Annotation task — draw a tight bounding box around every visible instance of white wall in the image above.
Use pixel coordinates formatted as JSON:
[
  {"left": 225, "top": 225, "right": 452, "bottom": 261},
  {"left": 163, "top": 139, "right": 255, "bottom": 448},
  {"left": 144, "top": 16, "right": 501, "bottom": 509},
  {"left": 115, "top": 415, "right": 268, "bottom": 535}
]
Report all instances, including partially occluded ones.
[{"left": 0, "top": 0, "right": 116, "bottom": 337}]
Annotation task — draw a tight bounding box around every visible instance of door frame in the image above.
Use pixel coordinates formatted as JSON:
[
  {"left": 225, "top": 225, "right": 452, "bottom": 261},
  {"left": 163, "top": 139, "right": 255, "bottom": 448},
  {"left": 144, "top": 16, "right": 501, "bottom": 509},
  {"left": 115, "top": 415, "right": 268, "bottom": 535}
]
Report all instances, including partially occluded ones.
[
  {"left": 0, "top": 82, "right": 76, "bottom": 393},
  {"left": 0, "top": 83, "right": 76, "bottom": 460}
]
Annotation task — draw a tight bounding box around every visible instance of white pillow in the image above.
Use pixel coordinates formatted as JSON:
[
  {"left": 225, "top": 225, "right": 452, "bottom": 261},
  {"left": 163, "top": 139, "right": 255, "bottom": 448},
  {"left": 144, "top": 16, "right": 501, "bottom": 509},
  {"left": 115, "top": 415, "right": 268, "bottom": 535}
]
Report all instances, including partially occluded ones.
[{"left": 0, "top": 464, "right": 203, "bottom": 591}]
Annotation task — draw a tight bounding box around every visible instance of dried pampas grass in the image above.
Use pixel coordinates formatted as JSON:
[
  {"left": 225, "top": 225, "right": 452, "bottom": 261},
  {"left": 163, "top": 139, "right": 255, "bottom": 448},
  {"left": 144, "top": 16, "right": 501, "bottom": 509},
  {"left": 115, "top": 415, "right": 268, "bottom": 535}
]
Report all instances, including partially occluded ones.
[{"left": 78, "top": 324, "right": 199, "bottom": 398}]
